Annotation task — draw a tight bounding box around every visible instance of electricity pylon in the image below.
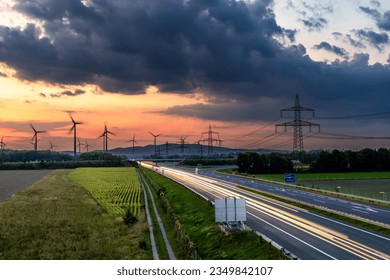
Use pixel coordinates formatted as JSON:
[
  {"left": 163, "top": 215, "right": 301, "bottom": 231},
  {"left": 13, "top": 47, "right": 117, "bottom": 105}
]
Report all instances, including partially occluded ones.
[
  {"left": 201, "top": 125, "right": 220, "bottom": 155},
  {"left": 275, "top": 94, "right": 320, "bottom": 151}
]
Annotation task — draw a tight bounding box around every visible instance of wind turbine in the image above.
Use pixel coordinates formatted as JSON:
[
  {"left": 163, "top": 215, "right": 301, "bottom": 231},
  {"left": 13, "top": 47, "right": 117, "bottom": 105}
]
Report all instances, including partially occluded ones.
[
  {"left": 68, "top": 113, "right": 83, "bottom": 156},
  {"left": 48, "top": 141, "right": 57, "bottom": 152},
  {"left": 0, "top": 136, "right": 6, "bottom": 150},
  {"left": 76, "top": 138, "right": 84, "bottom": 154},
  {"left": 30, "top": 124, "right": 46, "bottom": 151},
  {"left": 127, "top": 133, "right": 138, "bottom": 156},
  {"left": 149, "top": 131, "right": 162, "bottom": 156},
  {"left": 84, "top": 140, "right": 92, "bottom": 152},
  {"left": 98, "top": 123, "right": 114, "bottom": 152}
]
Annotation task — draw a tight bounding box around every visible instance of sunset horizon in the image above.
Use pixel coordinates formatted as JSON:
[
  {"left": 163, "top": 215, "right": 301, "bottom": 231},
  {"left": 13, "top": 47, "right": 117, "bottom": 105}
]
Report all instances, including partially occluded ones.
[{"left": 1, "top": 0, "right": 390, "bottom": 153}]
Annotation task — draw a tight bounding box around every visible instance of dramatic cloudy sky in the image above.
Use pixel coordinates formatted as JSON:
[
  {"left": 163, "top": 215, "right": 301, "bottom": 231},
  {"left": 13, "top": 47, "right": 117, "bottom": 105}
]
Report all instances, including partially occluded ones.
[{"left": 1, "top": 0, "right": 390, "bottom": 151}]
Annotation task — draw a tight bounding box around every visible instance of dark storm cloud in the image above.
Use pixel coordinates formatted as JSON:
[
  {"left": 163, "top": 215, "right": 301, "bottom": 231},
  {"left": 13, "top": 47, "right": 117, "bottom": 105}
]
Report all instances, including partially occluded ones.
[
  {"left": 378, "top": 11, "right": 390, "bottom": 31},
  {"left": 0, "top": 0, "right": 390, "bottom": 124},
  {"left": 354, "top": 29, "right": 389, "bottom": 51},
  {"left": 293, "top": 1, "right": 333, "bottom": 32},
  {"left": 359, "top": 6, "right": 381, "bottom": 20},
  {"left": 359, "top": 5, "right": 390, "bottom": 31},
  {"left": 313, "top": 42, "right": 349, "bottom": 59},
  {"left": 300, "top": 17, "right": 327, "bottom": 31},
  {"left": 0, "top": 0, "right": 291, "bottom": 95},
  {"left": 50, "top": 89, "right": 86, "bottom": 98},
  {"left": 332, "top": 32, "right": 366, "bottom": 49},
  {"left": 158, "top": 101, "right": 281, "bottom": 122}
]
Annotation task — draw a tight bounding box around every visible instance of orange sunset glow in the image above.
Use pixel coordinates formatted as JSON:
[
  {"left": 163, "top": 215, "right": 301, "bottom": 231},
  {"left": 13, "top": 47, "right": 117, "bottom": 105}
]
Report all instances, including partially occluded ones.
[{"left": 1, "top": 0, "right": 390, "bottom": 153}]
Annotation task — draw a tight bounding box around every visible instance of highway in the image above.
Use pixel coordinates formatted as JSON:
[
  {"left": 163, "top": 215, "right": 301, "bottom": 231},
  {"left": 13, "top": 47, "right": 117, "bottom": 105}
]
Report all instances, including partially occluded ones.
[
  {"left": 199, "top": 168, "right": 390, "bottom": 226},
  {"left": 141, "top": 163, "right": 390, "bottom": 260}
]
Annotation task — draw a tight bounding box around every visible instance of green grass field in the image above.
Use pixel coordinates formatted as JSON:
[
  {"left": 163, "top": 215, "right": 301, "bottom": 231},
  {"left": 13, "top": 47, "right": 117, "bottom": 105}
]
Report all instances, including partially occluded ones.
[
  {"left": 0, "top": 169, "right": 150, "bottom": 259},
  {"left": 69, "top": 167, "right": 141, "bottom": 217}
]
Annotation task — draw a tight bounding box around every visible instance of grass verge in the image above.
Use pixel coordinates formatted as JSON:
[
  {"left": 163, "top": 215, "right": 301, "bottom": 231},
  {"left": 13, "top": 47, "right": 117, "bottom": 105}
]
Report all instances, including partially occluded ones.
[
  {"left": 0, "top": 169, "right": 151, "bottom": 259},
  {"left": 140, "top": 171, "right": 184, "bottom": 260},
  {"left": 142, "top": 168, "right": 284, "bottom": 260}
]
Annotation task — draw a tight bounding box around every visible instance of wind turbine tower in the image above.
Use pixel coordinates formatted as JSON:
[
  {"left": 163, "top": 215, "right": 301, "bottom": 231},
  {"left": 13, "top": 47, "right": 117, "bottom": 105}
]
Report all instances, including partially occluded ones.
[
  {"left": 127, "top": 134, "right": 138, "bottom": 156},
  {"left": 69, "top": 113, "right": 83, "bottom": 156},
  {"left": 49, "top": 141, "right": 57, "bottom": 152},
  {"left": 84, "top": 140, "right": 92, "bottom": 152},
  {"left": 0, "top": 137, "right": 6, "bottom": 150},
  {"left": 77, "top": 138, "right": 84, "bottom": 153},
  {"left": 149, "top": 131, "right": 162, "bottom": 156},
  {"left": 30, "top": 124, "right": 46, "bottom": 151},
  {"left": 98, "top": 124, "right": 114, "bottom": 152}
]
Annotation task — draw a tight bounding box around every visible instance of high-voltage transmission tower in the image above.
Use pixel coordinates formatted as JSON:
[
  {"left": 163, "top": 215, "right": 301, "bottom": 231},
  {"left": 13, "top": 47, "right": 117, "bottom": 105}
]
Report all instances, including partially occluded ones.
[
  {"left": 178, "top": 136, "right": 188, "bottom": 154},
  {"left": 201, "top": 125, "right": 220, "bottom": 155},
  {"left": 276, "top": 94, "right": 320, "bottom": 151}
]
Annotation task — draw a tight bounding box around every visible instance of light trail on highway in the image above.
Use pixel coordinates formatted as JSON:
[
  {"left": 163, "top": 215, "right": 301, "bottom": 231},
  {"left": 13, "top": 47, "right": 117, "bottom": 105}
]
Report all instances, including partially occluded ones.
[{"left": 140, "top": 162, "right": 390, "bottom": 260}]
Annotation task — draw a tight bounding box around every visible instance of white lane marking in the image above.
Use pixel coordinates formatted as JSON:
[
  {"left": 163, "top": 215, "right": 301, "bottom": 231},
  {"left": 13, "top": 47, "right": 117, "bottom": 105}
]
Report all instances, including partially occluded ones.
[
  {"left": 163, "top": 167, "right": 390, "bottom": 258},
  {"left": 352, "top": 208, "right": 370, "bottom": 214},
  {"left": 314, "top": 199, "right": 325, "bottom": 203},
  {"left": 247, "top": 212, "right": 337, "bottom": 260},
  {"left": 308, "top": 212, "right": 390, "bottom": 242}
]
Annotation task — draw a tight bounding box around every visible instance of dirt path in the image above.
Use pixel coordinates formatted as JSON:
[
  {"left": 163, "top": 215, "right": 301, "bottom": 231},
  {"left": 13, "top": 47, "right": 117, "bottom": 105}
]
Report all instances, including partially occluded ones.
[{"left": 0, "top": 170, "right": 55, "bottom": 202}]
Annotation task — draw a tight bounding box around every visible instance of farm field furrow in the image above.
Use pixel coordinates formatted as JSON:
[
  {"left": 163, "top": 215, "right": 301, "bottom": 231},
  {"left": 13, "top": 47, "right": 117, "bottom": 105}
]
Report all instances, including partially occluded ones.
[{"left": 69, "top": 167, "right": 141, "bottom": 217}]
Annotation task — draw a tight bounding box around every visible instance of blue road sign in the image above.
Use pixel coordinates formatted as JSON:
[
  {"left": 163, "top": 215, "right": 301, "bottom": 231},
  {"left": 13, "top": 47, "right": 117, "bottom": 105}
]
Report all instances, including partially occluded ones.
[{"left": 284, "top": 173, "right": 296, "bottom": 184}]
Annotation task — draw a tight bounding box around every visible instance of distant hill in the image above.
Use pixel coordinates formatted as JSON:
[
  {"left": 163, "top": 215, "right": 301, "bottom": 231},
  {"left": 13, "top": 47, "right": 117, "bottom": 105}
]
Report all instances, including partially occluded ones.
[{"left": 109, "top": 144, "right": 286, "bottom": 158}]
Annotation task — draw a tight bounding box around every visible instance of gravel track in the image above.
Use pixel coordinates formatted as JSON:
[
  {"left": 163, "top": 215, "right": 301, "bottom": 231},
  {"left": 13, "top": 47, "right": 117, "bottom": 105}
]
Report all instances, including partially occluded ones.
[{"left": 0, "top": 170, "right": 55, "bottom": 202}]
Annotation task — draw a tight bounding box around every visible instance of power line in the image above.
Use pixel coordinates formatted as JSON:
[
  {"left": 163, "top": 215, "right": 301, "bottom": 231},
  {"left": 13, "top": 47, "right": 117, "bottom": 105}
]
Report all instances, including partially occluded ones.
[
  {"left": 224, "top": 118, "right": 280, "bottom": 142},
  {"left": 315, "top": 111, "right": 390, "bottom": 120},
  {"left": 308, "top": 131, "right": 390, "bottom": 140}
]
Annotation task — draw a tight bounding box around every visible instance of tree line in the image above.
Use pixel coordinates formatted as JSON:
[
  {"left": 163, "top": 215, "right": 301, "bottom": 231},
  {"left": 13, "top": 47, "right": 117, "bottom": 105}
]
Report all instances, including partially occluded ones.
[
  {"left": 310, "top": 148, "right": 390, "bottom": 172},
  {"left": 0, "top": 150, "right": 126, "bottom": 169},
  {"left": 236, "top": 152, "right": 293, "bottom": 174},
  {"left": 236, "top": 148, "right": 390, "bottom": 174}
]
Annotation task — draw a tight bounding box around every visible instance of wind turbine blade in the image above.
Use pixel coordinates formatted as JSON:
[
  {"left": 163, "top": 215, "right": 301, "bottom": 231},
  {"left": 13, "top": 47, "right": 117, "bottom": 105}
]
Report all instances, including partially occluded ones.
[{"left": 30, "top": 124, "right": 37, "bottom": 133}]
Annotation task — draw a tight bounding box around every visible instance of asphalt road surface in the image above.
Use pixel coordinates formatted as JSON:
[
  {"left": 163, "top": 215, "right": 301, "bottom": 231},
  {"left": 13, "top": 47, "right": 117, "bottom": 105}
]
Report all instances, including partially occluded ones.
[
  {"left": 142, "top": 163, "right": 390, "bottom": 260},
  {"left": 198, "top": 169, "right": 390, "bottom": 226}
]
